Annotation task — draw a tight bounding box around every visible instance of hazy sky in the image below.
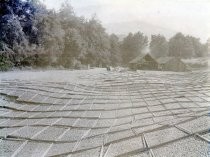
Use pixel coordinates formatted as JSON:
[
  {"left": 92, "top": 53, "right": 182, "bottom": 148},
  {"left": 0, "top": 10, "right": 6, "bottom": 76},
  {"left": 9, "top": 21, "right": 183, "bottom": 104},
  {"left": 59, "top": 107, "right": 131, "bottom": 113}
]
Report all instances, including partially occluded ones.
[{"left": 41, "top": 0, "right": 210, "bottom": 42}]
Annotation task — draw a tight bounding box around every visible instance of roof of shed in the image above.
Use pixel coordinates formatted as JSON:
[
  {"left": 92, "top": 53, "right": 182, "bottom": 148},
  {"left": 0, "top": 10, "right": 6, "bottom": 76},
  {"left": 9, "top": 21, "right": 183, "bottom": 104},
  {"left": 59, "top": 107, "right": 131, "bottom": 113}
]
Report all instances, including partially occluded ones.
[{"left": 129, "top": 53, "right": 156, "bottom": 64}]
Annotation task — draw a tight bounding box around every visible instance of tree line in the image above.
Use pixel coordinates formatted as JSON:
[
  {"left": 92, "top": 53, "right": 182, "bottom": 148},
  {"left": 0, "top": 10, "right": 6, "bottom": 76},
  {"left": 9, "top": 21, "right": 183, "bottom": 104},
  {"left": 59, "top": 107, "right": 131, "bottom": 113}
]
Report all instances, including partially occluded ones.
[
  {"left": 150, "top": 33, "right": 208, "bottom": 59},
  {"left": 0, "top": 0, "right": 208, "bottom": 70}
]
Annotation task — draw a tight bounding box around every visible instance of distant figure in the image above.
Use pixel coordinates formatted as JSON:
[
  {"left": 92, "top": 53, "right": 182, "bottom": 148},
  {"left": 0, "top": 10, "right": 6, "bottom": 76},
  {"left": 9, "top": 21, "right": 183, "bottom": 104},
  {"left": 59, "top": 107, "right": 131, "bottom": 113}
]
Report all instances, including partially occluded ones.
[{"left": 106, "top": 66, "right": 111, "bottom": 71}]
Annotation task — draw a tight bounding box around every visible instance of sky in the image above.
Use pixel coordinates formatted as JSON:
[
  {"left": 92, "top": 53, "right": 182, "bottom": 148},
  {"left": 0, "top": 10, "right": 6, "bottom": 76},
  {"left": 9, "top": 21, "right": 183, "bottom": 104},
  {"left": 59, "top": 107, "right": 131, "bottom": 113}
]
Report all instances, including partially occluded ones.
[{"left": 41, "top": 0, "right": 210, "bottom": 42}]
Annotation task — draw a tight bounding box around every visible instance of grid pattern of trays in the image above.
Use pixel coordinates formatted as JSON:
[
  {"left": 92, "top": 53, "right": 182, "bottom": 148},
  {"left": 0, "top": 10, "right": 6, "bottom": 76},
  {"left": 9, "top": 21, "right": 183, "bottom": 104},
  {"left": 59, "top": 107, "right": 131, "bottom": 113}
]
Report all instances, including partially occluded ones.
[{"left": 0, "top": 70, "right": 209, "bottom": 157}]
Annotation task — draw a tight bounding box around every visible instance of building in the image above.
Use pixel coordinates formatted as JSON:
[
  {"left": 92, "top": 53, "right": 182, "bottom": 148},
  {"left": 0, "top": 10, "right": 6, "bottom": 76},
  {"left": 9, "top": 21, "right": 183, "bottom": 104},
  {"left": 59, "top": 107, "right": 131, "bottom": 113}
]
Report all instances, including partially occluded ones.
[
  {"left": 157, "top": 57, "right": 189, "bottom": 72},
  {"left": 129, "top": 53, "right": 159, "bottom": 70}
]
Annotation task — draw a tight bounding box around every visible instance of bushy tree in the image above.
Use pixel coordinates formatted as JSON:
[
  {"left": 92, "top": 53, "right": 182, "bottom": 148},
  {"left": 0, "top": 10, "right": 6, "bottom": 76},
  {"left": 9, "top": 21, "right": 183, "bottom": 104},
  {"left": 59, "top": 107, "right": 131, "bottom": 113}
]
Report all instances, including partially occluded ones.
[
  {"left": 121, "top": 32, "right": 148, "bottom": 64},
  {"left": 80, "top": 16, "right": 111, "bottom": 66},
  {"left": 169, "top": 33, "right": 207, "bottom": 58},
  {"left": 150, "top": 34, "right": 168, "bottom": 58},
  {"left": 59, "top": 28, "right": 85, "bottom": 67},
  {"left": 186, "top": 36, "right": 208, "bottom": 57},
  {"left": 36, "top": 10, "right": 65, "bottom": 65},
  {"left": 0, "top": 0, "right": 46, "bottom": 65},
  {"left": 169, "top": 33, "right": 186, "bottom": 58},
  {"left": 109, "top": 34, "right": 121, "bottom": 66}
]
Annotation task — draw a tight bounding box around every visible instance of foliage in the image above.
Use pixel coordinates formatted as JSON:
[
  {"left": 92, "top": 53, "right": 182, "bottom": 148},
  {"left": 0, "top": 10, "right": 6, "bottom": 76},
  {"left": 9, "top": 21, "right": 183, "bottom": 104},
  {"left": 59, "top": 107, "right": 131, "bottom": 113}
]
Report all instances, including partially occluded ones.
[
  {"left": 150, "top": 34, "right": 168, "bottom": 58},
  {"left": 0, "top": 0, "right": 208, "bottom": 71},
  {"left": 0, "top": 54, "right": 13, "bottom": 71},
  {"left": 168, "top": 33, "right": 207, "bottom": 58},
  {"left": 121, "top": 32, "right": 148, "bottom": 64},
  {"left": 0, "top": 0, "right": 46, "bottom": 65},
  {"left": 109, "top": 34, "right": 121, "bottom": 66}
]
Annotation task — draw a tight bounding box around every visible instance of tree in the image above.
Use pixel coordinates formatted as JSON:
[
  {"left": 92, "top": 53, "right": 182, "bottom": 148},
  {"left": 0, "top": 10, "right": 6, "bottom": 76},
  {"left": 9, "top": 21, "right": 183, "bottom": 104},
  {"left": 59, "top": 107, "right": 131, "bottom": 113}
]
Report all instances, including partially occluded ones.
[
  {"left": 186, "top": 36, "right": 207, "bottom": 57},
  {"left": 59, "top": 28, "right": 85, "bottom": 68},
  {"left": 109, "top": 34, "right": 121, "bottom": 66},
  {"left": 36, "top": 10, "right": 65, "bottom": 66},
  {"left": 0, "top": 0, "right": 47, "bottom": 65},
  {"left": 81, "top": 16, "right": 111, "bottom": 66},
  {"left": 169, "top": 33, "right": 207, "bottom": 58},
  {"left": 121, "top": 32, "right": 148, "bottom": 64},
  {"left": 150, "top": 34, "right": 168, "bottom": 58},
  {"left": 169, "top": 33, "right": 185, "bottom": 58}
]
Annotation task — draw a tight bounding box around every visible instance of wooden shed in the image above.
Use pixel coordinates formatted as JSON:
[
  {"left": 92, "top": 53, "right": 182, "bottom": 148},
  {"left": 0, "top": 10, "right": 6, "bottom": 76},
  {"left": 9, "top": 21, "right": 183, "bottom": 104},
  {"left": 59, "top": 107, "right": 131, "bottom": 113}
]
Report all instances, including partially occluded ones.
[
  {"left": 157, "top": 57, "right": 189, "bottom": 72},
  {"left": 129, "top": 53, "right": 159, "bottom": 70}
]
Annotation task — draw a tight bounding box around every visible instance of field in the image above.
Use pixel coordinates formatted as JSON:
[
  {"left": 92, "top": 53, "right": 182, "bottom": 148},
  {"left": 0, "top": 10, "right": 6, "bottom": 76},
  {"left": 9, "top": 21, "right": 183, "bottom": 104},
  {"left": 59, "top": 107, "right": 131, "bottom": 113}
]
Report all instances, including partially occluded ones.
[{"left": 0, "top": 68, "right": 210, "bottom": 157}]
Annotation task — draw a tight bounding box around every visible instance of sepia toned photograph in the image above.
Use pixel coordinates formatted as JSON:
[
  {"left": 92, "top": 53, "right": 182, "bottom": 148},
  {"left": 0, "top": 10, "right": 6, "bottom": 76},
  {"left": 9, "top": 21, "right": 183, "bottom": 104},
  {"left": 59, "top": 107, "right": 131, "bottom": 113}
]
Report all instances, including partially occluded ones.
[{"left": 0, "top": 0, "right": 210, "bottom": 156}]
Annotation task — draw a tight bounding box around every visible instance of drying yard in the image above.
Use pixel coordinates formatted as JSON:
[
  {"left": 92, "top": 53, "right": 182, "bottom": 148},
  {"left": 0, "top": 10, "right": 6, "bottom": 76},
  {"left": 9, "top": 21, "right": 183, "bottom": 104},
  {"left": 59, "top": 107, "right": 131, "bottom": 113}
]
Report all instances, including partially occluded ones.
[{"left": 0, "top": 69, "right": 210, "bottom": 157}]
